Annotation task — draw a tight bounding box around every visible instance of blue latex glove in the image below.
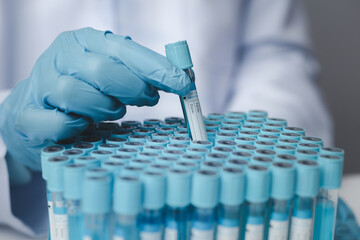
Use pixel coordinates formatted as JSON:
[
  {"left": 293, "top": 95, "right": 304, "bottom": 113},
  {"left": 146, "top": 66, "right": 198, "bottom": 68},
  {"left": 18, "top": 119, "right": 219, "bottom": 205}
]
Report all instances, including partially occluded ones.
[
  {"left": 335, "top": 198, "right": 360, "bottom": 240},
  {"left": 0, "top": 27, "right": 191, "bottom": 173}
]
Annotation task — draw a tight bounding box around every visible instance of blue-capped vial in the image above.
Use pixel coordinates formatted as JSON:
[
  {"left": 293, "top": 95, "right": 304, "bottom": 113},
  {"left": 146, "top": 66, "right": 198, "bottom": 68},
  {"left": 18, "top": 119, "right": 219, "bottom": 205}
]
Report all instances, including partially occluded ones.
[
  {"left": 174, "top": 131, "right": 190, "bottom": 138},
  {"left": 295, "top": 149, "right": 318, "bottom": 160},
  {"left": 260, "top": 128, "right": 282, "bottom": 136},
  {"left": 64, "top": 164, "right": 87, "bottom": 240},
  {"left": 122, "top": 120, "right": 141, "bottom": 127},
  {"left": 274, "top": 154, "right": 297, "bottom": 165},
  {"left": 266, "top": 117, "right": 287, "bottom": 126},
  {"left": 290, "top": 160, "right": 320, "bottom": 239},
  {"left": 74, "top": 156, "right": 101, "bottom": 169},
  {"left": 101, "top": 161, "right": 125, "bottom": 176},
  {"left": 109, "top": 154, "right": 132, "bottom": 164},
  {"left": 41, "top": 145, "right": 65, "bottom": 181},
  {"left": 180, "top": 154, "right": 204, "bottom": 166},
  {"left": 205, "top": 123, "right": 220, "bottom": 130},
  {"left": 160, "top": 122, "right": 181, "bottom": 128},
  {"left": 215, "top": 140, "right": 237, "bottom": 150},
  {"left": 313, "top": 154, "right": 344, "bottom": 240},
  {"left": 190, "top": 140, "right": 213, "bottom": 150},
  {"left": 167, "top": 143, "right": 189, "bottom": 152},
  {"left": 215, "top": 132, "right": 237, "bottom": 141},
  {"left": 156, "top": 156, "right": 178, "bottom": 167},
  {"left": 123, "top": 142, "right": 145, "bottom": 151},
  {"left": 262, "top": 123, "right": 284, "bottom": 131},
  {"left": 72, "top": 142, "right": 95, "bottom": 154},
  {"left": 243, "top": 119, "right": 264, "bottom": 127},
  {"left": 174, "top": 161, "right": 199, "bottom": 172},
  {"left": 98, "top": 143, "right": 121, "bottom": 153},
  {"left": 62, "top": 149, "right": 85, "bottom": 160},
  {"left": 169, "top": 136, "right": 191, "bottom": 145},
  {"left": 238, "top": 130, "right": 259, "bottom": 139},
  {"left": 257, "top": 134, "right": 279, "bottom": 143},
  {"left": 162, "top": 150, "right": 185, "bottom": 159},
  {"left": 206, "top": 153, "right": 228, "bottom": 163},
  {"left": 113, "top": 176, "right": 142, "bottom": 240},
  {"left": 191, "top": 170, "right": 220, "bottom": 239},
  {"left": 279, "top": 132, "right": 302, "bottom": 141},
  {"left": 235, "top": 137, "right": 256, "bottom": 145},
  {"left": 236, "top": 144, "right": 257, "bottom": 154},
  {"left": 251, "top": 156, "right": 273, "bottom": 167},
  {"left": 129, "top": 159, "right": 153, "bottom": 169},
  {"left": 204, "top": 118, "right": 222, "bottom": 125},
  {"left": 105, "top": 137, "right": 127, "bottom": 147},
  {"left": 297, "top": 143, "right": 320, "bottom": 152},
  {"left": 221, "top": 121, "right": 242, "bottom": 128},
  {"left": 121, "top": 166, "right": 144, "bottom": 177},
  {"left": 138, "top": 124, "right": 158, "bottom": 131},
  {"left": 230, "top": 151, "right": 252, "bottom": 161},
  {"left": 83, "top": 176, "right": 112, "bottom": 239},
  {"left": 274, "top": 145, "right": 296, "bottom": 155},
  {"left": 143, "top": 145, "right": 166, "bottom": 154},
  {"left": 151, "top": 132, "right": 173, "bottom": 140},
  {"left": 155, "top": 127, "right": 177, "bottom": 134},
  {"left": 243, "top": 165, "right": 271, "bottom": 240},
  {"left": 212, "top": 146, "right": 234, "bottom": 156},
  {"left": 283, "top": 126, "right": 305, "bottom": 136},
  {"left": 300, "top": 136, "right": 323, "bottom": 147},
  {"left": 217, "top": 167, "right": 245, "bottom": 240},
  {"left": 225, "top": 159, "right": 249, "bottom": 169},
  {"left": 117, "top": 148, "right": 139, "bottom": 157},
  {"left": 144, "top": 119, "right": 162, "bottom": 125},
  {"left": 186, "top": 147, "right": 209, "bottom": 157},
  {"left": 133, "top": 129, "right": 154, "bottom": 136},
  {"left": 146, "top": 139, "right": 169, "bottom": 147},
  {"left": 90, "top": 150, "right": 113, "bottom": 161},
  {"left": 268, "top": 162, "right": 295, "bottom": 240},
  {"left": 165, "top": 169, "right": 192, "bottom": 240},
  {"left": 254, "top": 140, "right": 276, "bottom": 150},
  {"left": 139, "top": 171, "right": 166, "bottom": 239},
  {"left": 137, "top": 152, "right": 160, "bottom": 161},
  {"left": 319, "top": 147, "right": 344, "bottom": 157},
  {"left": 277, "top": 138, "right": 299, "bottom": 147},
  {"left": 241, "top": 125, "right": 261, "bottom": 133},
  {"left": 200, "top": 161, "right": 224, "bottom": 172},
  {"left": 129, "top": 135, "right": 150, "bottom": 143},
  {"left": 177, "top": 125, "right": 189, "bottom": 131},
  {"left": 254, "top": 149, "right": 276, "bottom": 159}
]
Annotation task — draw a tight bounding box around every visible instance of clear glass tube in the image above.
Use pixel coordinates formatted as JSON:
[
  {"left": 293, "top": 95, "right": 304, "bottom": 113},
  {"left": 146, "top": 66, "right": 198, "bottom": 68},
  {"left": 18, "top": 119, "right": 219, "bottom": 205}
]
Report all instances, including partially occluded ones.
[
  {"left": 267, "top": 199, "right": 292, "bottom": 240},
  {"left": 66, "top": 199, "right": 83, "bottom": 240},
  {"left": 83, "top": 213, "right": 110, "bottom": 240},
  {"left": 289, "top": 195, "right": 316, "bottom": 240},
  {"left": 243, "top": 201, "right": 269, "bottom": 240},
  {"left": 47, "top": 187, "right": 56, "bottom": 240},
  {"left": 191, "top": 207, "right": 216, "bottom": 240},
  {"left": 313, "top": 188, "right": 339, "bottom": 240},
  {"left": 164, "top": 206, "right": 190, "bottom": 240},
  {"left": 139, "top": 209, "right": 164, "bottom": 240},
  {"left": 216, "top": 203, "right": 244, "bottom": 240},
  {"left": 113, "top": 214, "right": 140, "bottom": 240},
  {"left": 51, "top": 192, "right": 69, "bottom": 240}
]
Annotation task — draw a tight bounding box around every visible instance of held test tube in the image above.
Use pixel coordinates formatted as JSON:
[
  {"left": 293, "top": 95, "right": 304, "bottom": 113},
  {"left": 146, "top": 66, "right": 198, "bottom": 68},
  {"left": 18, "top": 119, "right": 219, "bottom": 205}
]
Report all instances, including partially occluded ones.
[
  {"left": 289, "top": 160, "right": 320, "bottom": 240},
  {"left": 165, "top": 41, "right": 208, "bottom": 141}
]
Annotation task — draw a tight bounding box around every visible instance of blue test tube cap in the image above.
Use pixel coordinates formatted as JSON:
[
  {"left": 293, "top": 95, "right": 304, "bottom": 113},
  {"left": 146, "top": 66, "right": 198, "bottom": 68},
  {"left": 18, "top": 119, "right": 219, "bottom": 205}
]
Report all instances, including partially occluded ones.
[
  {"left": 230, "top": 151, "right": 252, "bottom": 161},
  {"left": 271, "top": 162, "right": 296, "bottom": 200},
  {"left": 186, "top": 147, "right": 209, "bottom": 156},
  {"left": 274, "top": 154, "right": 297, "bottom": 165},
  {"left": 167, "top": 169, "right": 192, "bottom": 208},
  {"left": 85, "top": 167, "right": 112, "bottom": 178},
  {"left": 62, "top": 149, "right": 85, "bottom": 159},
  {"left": 274, "top": 145, "right": 296, "bottom": 155},
  {"left": 191, "top": 170, "right": 220, "bottom": 208},
  {"left": 137, "top": 152, "right": 160, "bottom": 161},
  {"left": 47, "top": 156, "right": 72, "bottom": 192},
  {"left": 74, "top": 156, "right": 101, "bottom": 168},
  {"left": 212, "top": 146, "right": 234, "bottom": 156},
  {"left": 102, "top": 161, "right": 125, "bottom": 174},
  {"left": 64, "top": 164, "right": 87, "bottom": 200},
  {"left": 245, "top": 165, "right": 271, "bottom": 203},
  {"left": 318, "top": 155, "right": 344, "bottom": 189},
  {"left": 83, "top": 176, "right": 112, "bottom": 214},
  {"left": 220, "top": 167, "right": 245, "bottom": 206},
  {"left": 113, "top": 176, "right": 142, "bottom": 215},
  {"left": 319, "top": 147, "right": 344, "bottom": 157},
  {"left": 41, "top": 145, "right": 65, "bottom": 180},
  {"left": 297, "top": 143, "right": 320, "bottom": 152},
  {"left": 143, "top": 145, "right": 166, "bottom": 154},
  {"left": 266, "top": 117, "right": 287, "bottom": 126},
  {"left": 295, "top": 149, "right": 318, "bottom": 160},
  {"left": 295, "top": 160, "right": 320, "bottom": 198},
  {"left": 283, "top": 126, "right": 305, "bottom": 136},
  {"left": 72, "top": 142, "right": 95, "bottom": 152},
  {"left": 141, "top": 171, "right": 166, "bottom": 210},
  {"left": 251, "top": 156, "right": 273, "bottom": 167},
  {"left": 190, "top": 140, "right": 213, "bottom": 149},
  {"left": 117, "top": 148, "right": 140, "bottom": 157},
  {"left": 201, "top": 161, "right": 224, "bottom": 172},
  {"left": 90, "top": 150, "right": 113, "bottom": 160},
  {"left": 300, "top": 136, "right": 323, "bottom": 147},
  {"left": 206, "top": 153, "right": 228, "bottom": 163},
  {"left": 165, "top": 40, "right": 193, "bottom": 69}
]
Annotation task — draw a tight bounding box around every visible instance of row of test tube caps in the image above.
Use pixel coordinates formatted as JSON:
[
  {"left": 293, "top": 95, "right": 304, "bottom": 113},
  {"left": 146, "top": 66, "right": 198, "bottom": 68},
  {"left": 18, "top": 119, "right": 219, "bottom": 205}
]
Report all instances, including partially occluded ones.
[{"left": 41, "top": 110, "right": 344, "bottom": 240}]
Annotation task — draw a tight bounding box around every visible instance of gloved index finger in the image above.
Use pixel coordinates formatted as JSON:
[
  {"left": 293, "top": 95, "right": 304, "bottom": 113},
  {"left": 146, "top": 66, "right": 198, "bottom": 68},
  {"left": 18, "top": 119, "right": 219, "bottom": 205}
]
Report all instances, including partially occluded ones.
[{"left": 74, "top": 28, "right": 192, "bottom": 96}]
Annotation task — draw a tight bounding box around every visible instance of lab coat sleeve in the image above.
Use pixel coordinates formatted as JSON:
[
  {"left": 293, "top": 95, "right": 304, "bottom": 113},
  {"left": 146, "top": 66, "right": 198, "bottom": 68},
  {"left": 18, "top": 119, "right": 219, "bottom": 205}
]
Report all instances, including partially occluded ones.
[
  {"left": 226, "top": 0, "right": 333, "bottom": 146},
  {"left": 0, "top": 89, "right": 48, "bottom": 238}
]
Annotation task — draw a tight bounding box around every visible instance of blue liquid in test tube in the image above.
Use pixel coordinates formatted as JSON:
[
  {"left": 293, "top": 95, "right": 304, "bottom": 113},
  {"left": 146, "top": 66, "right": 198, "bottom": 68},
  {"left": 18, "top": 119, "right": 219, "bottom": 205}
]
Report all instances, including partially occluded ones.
[
  {"left": 217, "top": 167, "right": 245, "bottom": 240},
  {"left": 243, "top": 164, "right": 271, "bottom": 240},
  {"left": 113, "top": 176, "right": 142, "bottom": 240},
  {"left": 289, "top": 160, "right": 320, "bottom": 240},
  {"left": 164, "top": 169, "right": 192, "bottom": 240},
  {"left": 268, "top": 162, "right": 295, "bottom": 240},
  {"left": 190, "top": 170, "right": 220, "bottom": 240}
]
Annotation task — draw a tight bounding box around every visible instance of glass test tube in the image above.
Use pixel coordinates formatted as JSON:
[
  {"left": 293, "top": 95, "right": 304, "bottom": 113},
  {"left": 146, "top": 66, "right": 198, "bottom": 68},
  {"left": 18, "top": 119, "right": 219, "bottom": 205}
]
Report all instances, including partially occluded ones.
[
  {"left": 165, "top": 41, "right": 208, "bottom": 141},
  {"left": 289, "top": 160, "right": 320, "bottom": 240}
]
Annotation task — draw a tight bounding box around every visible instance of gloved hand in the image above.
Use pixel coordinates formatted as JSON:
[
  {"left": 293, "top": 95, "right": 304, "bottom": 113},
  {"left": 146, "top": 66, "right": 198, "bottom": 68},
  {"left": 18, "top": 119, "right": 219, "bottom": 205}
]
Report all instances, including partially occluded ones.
[
  {"left": 335, "top": 198, "right": 360, "bottom": 240},
  {"left": 0, "top": 27, "right": 191, "bottom": 173}
]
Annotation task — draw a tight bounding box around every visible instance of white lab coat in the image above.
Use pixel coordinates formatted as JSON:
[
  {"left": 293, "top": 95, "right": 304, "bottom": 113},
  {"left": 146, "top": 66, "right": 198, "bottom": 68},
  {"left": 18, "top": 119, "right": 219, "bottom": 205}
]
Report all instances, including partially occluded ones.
[{"left": 0, "top": 0, "right": 333, "bottom": 236}]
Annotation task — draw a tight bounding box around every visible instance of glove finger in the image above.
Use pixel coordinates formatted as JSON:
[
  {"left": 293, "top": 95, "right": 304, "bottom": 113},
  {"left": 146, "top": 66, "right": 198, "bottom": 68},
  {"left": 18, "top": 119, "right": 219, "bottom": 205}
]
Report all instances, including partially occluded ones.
[
  {"left": 16, "top": 107, "right": 89, "bottom": 142},
  {"left": 44, "top": 75, "right": 127, "bottom": 121},
  {"left": 55, "top": 28, "right": 191, "bottom": 96}
]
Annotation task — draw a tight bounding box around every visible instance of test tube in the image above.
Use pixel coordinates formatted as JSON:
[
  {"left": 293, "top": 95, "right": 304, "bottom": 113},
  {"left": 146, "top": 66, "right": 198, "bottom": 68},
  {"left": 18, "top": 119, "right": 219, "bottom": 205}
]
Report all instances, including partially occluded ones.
[
  {"left": 165, "top": 41, "right": 208, "bottom": 141},
  {"left": 165, "top": 169, "right": 192, "bottom": 240},
  {"left": 268, "top": 162, "right": 295, "bottom": 240},
  {"left": 243, "top": 165, "right": 271, "bottom": 240},
  {"left": 217, "top": 167, "right": 245, "bottom": 240},
  {"left": 47, "top": 156, "right": 72, "bottom": 240},
  {"left": 113, "top": 176, "right": 142, "bottom": 240},
  {"left": 64, "top": 164, "right": 87, "bottom": 240},
  {"left": 190, "top": 170, "right": 220, "bottom": 240},
  {"left": 139, "top": 171, "right": 166, "bottom": 240},
  {"left": 289, "top": 160, "right": 320, "bottom": 240},
  {"left": 82, "top": 176, "right": 112, "bottom": 239},
  {"left": 313, "top": 154, "right": 344, "bottom": 240}
]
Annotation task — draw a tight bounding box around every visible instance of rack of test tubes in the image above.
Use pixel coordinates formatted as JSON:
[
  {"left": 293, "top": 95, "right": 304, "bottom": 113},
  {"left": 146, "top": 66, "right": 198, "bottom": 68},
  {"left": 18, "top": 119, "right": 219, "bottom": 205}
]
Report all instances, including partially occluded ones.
[{"left": 41, "top": 110, "right": 344, "bottom": 240}]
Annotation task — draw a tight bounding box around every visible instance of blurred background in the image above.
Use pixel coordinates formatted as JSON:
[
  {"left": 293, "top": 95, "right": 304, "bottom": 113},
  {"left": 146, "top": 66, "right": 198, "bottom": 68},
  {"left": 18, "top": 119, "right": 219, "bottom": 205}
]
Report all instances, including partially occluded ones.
[{"left": 304, "top": 0, "right": 360, "bottom": 174}]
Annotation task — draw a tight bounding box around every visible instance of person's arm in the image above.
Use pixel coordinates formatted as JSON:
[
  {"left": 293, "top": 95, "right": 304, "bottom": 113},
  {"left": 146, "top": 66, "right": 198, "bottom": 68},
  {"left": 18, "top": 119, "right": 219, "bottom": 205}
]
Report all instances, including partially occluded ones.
[{"left": 227, "top": 0, "right": 333, "bottom": 145}]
